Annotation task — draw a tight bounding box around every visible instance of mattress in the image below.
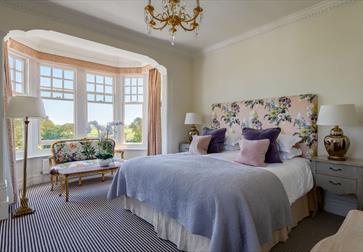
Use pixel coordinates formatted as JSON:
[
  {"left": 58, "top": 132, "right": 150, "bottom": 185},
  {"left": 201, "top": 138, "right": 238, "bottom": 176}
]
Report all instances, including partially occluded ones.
[{"left": 206, "top": 150, "right": 314, "bottom": 204}]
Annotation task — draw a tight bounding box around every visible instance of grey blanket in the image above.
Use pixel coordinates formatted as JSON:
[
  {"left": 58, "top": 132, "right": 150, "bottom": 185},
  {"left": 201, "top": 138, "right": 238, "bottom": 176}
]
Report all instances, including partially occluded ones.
[{"left": 107, "top": 154, "right": 292, "bottom": 252}]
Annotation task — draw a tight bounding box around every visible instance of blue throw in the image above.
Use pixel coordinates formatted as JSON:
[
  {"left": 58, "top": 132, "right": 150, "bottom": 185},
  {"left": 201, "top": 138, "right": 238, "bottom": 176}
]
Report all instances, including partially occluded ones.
[{"left": 108, "top": 154, "right": 292, "bottom": 252}]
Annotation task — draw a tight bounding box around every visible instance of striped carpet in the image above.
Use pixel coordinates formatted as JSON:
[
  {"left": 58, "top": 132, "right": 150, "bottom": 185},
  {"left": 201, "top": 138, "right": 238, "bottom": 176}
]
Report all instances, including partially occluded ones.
[{"left": 0, "top": 177, "right": 179, "bottom": 252}]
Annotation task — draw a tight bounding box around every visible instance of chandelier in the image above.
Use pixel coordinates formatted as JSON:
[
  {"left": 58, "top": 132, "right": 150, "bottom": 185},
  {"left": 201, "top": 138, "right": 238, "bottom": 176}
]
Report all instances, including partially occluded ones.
[{"left": 144, "top": 0, "right": 204, "bottom": 45}]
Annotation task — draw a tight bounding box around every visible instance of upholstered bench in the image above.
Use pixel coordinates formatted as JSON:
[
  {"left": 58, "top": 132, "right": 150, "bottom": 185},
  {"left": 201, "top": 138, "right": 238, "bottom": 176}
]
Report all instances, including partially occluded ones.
[{"left": 49, "top": 138, "right": 116, "bottom": 191}]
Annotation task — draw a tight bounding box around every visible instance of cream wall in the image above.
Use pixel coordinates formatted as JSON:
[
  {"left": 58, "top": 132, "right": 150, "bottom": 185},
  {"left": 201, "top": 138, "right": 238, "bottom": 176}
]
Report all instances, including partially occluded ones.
[{"left": 193, "top": 2, "right": 363, "bottom": 159}]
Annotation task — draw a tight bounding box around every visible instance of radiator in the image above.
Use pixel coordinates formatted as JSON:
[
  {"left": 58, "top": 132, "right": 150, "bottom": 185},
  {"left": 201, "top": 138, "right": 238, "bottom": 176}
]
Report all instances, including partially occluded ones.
[{"left": 42, "top": 159, "right": 50, "bottom": 175}]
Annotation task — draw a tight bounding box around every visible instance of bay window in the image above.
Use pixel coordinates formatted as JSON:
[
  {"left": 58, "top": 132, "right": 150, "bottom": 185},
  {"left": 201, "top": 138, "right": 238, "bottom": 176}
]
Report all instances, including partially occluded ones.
[{"left": 9, "top": 50, "right": 148, "bottom": 157}]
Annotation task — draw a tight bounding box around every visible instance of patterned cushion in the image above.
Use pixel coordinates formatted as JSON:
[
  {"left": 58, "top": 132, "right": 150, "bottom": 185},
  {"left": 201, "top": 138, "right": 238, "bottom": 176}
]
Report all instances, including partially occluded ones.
[
  {"left": 50, "top": 158, "right": 122, "bottom": 175},
  {"left": 52, "top": 139, "right": 115, "bottom": 164}
]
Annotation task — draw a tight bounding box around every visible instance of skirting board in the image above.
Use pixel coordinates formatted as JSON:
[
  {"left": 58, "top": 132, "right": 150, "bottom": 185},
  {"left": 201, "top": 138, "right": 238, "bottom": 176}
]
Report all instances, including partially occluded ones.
[
  {"left": 0, "top": 182, "right": 9, "bottom": 220},
  {"left": 324, "top": 191, "right": 357, "bottom": 217}
]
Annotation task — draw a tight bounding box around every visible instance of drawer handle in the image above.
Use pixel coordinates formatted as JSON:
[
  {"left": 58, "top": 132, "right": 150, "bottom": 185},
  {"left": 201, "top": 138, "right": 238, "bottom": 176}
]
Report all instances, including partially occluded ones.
[
  {"left": 329, "top": 180, "right": 342, "bottom": 186},
  {"left": 329, "top": 167, "right": 342, "bottom": 172}
]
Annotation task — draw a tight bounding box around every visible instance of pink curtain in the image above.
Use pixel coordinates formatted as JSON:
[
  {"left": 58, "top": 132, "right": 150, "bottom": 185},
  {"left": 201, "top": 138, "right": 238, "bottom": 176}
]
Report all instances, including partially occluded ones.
[
  {"left": 3, "top": 40, "right": 18, "bottom": 201},
  {"left": 147, "top": 68, "right": 162, "bottom": 155}
]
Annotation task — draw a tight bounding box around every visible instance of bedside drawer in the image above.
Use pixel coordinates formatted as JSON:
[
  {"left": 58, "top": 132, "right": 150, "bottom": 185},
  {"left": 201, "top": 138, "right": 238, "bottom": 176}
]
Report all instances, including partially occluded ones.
[
  {"left": 316, "top": 161, "right": 356, "bottom": 179},
  {"left": 316, "top": 174, "right": 356, "bottom": 195}
]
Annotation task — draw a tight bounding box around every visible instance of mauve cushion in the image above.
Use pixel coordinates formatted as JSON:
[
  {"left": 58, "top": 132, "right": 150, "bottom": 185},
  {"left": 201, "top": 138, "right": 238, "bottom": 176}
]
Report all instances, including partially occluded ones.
[
  {"left": 235, "top": 139, "right": 270, "bottom": 167},
  {"left": 202, "top": 127, "right": 227, "bottom": 153},
  {"left": 189, "top": 135, "right": 212, "bottom": 155},
  {"left": 242, "top": 127, "right": 282, "bottom": 163}
]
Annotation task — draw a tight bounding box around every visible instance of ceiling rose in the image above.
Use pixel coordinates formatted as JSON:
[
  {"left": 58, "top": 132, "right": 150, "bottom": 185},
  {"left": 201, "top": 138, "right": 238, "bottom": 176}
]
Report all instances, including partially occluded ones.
[{"left": 144, "top": 0, "right": 203, "bottom": 45}]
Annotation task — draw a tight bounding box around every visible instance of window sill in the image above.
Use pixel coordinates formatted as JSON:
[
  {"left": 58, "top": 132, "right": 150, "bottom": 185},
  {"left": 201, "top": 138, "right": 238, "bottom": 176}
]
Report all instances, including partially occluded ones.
[{"left": 16, "top": 153, "right": 50, "bottom": 162}]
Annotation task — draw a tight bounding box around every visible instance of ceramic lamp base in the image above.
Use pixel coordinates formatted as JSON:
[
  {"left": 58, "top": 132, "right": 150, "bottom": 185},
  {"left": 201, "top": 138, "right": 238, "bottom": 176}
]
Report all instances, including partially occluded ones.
[
  {"left": 324, "top": 126, "right": 350, "bottom": 161},
  {"left": 188, "top": 125, "right": 199, "bottom": 143}
]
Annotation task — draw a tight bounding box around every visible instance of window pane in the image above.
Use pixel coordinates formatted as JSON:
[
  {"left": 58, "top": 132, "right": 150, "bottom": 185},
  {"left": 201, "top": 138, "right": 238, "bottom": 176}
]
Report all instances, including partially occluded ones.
[
  {"left": 15, "top": 60, "right": 23, "bottom": 71},
  {"left": 138, "top": 78, "right": 143, "bottom": 85},
  {"left": 96, "top": 75, "right": 104, "bottom": 84},
  {"left": 15, "top": 84, "right": 23, "bottom": 93},
  {"left": 53, "top": 68, "right": 62, "bottom": 78},
  {"left": 105, "top": 86, "right": 112, "bottom": 94},
  {"left": 138, "top": 86, "right": 144, "bottom": 95},
  {"left": 53, "top": 92, "right": 63, "bottom": 99},
  {"left": 87, "top": 83, "right": 95, "bottom": 92},
  {"left": 87, "top": 74, "right": 95, "bottom": 83},
  {"left": 87, "top": 94, "right": 95, "bottom": 102},
  {"left": 64, "top": 70, "right": 74, "bottom": 80},
  {"left": 40, "top": 77, "right": 51, "bottom": 87},
  {"left": 131, "top": 87, "right": 137, "bottom": 94},
  {"left": 64, "top": 93, "right": 74, "bottom": 100},
  {"left": 64, "top": 80, "right": 73, "bottom": 90},
  {"left": 15, "top": 71, "right": 22, "bottom": 82},
  {"left": 96, "top": 85, "right": 103, "bottom": 93},
  {"left": 131, "top": 95, "right": 137, "bottom": 102},
  {"left": 125, "top": 95, "right": 130, "bottom": 103},
  {"left": 41, "top": 99, "right": 74, "bottom": 141},
  {"left": 40, "top": 66, "right": 51, "bottom": 76},
  {"left": 138, "top": 95, "right": 144, "bottom": 102},
  {"left": 105, "top": 95, "right": 112, "bottom": 103},
  {"left": 124, "top": 104, "right": 143, "bottom": 143},
  {"left": 96, "top": 95, "right": 104, "bottom": 102},
  {"left": 10, "top": 70, "right": 14, "bottom": 81},
  {"left": 125, "top": 78, "right": 130, "bottom": 86},
  {"left": 53, "top": 79, "right": 62, "bottom": 89},
  {"left": 41, "top": 91, "right": 51, "bottom": 98},
  {"left": 14, "top": 119, "right": 24, "bottom": 151},
  {"left": 87, "top": 103, "right": 113, "bottom": 137},
  {"left": 132, "top": 78, "right": 137, "bottom": 86},
  {"left": 105, "top": 77, "right": 112, "bottom": 85},
  {"left": 125, "top": 86, "right": 130, "bottom": 95}
]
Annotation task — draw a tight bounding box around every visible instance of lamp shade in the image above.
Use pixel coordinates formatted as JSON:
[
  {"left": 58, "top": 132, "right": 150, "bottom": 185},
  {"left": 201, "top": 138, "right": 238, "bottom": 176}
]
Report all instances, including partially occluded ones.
[
  {"left": 184, "top": 112, "right": 202, "bottom": 125},
  {"left": 7, "top": 96, "right": 46, "bottom": 119},
  {"left": 317, "top": 104, "right": 359, "bottom": 126}
]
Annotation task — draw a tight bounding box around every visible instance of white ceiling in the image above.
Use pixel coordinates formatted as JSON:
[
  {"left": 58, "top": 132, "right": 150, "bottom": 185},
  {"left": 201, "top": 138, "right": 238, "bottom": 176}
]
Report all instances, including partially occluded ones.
[{"left": 49, "top": 0, "right": 322, "bottom": 51}]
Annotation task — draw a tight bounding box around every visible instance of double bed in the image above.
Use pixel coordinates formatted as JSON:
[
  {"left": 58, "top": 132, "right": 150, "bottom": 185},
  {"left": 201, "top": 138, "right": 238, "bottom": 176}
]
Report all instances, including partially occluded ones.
[{"left": 108, "top": 94, "right": 318, "bottom": 252}]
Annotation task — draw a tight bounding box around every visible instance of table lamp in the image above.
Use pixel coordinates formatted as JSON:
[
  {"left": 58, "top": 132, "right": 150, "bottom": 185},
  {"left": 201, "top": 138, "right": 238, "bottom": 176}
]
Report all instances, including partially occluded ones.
[
  {"left": 7, "top": 96, "right": 46, "bottom": 217},
  {"left": 317, "top": 104, "right": 359, "bottom": 161},
  {"left": 184, "top": 112, "right": 202, "bottom": 143}
]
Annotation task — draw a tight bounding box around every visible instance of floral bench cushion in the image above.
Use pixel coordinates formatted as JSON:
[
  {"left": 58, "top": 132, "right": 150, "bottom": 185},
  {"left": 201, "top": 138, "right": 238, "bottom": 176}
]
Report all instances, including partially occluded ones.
[
  {"left": 50, "top": 158, "right": 122, "bottom": 175},
  {"left": 52, "top": 139, "right": 115, "bottom": 164}
]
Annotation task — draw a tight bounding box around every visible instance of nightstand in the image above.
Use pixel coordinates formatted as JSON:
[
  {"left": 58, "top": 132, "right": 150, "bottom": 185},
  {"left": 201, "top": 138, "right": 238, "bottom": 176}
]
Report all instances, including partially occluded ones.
[
  {"left": 179, "top": 143, "right": 190, "bottom": 152},
  {"left": 311, "top": 156, "right": 363, "bottom": 209}
]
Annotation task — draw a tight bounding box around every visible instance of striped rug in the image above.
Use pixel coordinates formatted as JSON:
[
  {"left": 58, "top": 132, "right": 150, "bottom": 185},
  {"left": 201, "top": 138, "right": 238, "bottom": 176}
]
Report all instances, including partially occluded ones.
[{"left": 0, "top": 177, "right": 180, "bottom": 252}]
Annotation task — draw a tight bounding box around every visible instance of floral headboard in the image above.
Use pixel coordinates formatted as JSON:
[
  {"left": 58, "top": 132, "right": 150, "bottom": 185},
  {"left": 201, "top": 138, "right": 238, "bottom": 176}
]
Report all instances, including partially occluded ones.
[{"left": 210, "top": 94, "right": 318, "bottom": 158}]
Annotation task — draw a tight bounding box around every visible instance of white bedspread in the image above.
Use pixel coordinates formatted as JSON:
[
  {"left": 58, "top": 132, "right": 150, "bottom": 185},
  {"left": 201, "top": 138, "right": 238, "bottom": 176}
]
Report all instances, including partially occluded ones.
[{"left": 206, "top": 151, "right": 314, "bottom": 204}]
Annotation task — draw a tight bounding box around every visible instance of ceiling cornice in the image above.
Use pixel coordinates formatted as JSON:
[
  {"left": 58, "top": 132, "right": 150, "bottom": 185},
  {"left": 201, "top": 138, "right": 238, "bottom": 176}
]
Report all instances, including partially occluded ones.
[
  {"left": 0, "top": 1, "right": 196, "bottom": 58},
  {"left": 201, "top": 0, "right": 354, "bottom": 55}
]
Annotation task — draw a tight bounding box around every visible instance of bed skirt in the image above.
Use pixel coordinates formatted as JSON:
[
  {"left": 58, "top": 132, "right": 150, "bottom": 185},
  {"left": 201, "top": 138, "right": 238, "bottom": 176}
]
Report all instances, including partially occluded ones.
[{"left": 121, "top": 191, "right": 316, "bottom": 252}]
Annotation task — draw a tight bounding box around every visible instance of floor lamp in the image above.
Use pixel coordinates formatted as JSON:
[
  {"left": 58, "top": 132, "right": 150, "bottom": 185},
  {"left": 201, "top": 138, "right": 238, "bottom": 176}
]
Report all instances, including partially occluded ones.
[{"left": 7, "top": 96, "right": 46, "bottom": 217}]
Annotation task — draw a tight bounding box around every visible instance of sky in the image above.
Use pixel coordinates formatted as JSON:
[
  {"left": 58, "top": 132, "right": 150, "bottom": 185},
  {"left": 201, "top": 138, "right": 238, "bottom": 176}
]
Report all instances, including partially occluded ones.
[{"left": 43, "top": 99, "right": 142, "bottom": 126}]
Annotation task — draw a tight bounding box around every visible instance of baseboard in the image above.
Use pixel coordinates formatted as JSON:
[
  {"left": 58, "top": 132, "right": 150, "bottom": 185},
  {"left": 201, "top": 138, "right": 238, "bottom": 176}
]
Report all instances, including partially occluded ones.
[
  {"left": 0, "top": 182, "right": 9, "bottom": 220},
  {"left": 324, "top": 191, "right": 357, "bottom": 217}
]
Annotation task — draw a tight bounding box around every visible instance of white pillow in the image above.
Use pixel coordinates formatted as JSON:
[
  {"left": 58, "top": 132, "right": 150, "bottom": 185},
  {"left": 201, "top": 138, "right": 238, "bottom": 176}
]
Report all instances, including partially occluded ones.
[
  {"left": 277, "top": 134, "right": 302, "bottom": 153},
  {"left": 280, "top": 148, "right": 303, "bottom": 160}
]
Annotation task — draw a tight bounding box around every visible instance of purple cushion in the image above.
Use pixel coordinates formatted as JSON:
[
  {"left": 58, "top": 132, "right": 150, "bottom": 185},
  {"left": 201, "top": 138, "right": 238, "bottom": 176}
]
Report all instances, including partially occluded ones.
[
  {"left": 202, "top": 127, "right": 227, "bottom": 153},
  {"left": 242, "top": 127, "right": 282, "bottom": 163}
]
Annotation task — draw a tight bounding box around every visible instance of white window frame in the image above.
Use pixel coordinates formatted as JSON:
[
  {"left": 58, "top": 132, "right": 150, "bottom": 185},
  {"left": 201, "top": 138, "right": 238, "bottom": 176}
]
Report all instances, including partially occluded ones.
[
  {"left": 38, "top": 62, "right": 77, "bottom": 147},
  {"left": 85, "top": 71, "right": 117, "bottom": 139},
  {"left": 8, "top": 52, "right": 28, "bottom": 95},
  {"left": 122, "top": 74, "right": 147, "bottom": 149}
]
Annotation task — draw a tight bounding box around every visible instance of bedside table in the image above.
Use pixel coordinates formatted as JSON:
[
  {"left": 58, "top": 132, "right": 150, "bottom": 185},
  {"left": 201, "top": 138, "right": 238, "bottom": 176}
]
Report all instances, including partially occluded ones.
[
  {"left": 311, "top": 156, "right": 363, "bottom": 209},
  {"left": 179, "top": 143, "right": 190, "bottom": 152}
]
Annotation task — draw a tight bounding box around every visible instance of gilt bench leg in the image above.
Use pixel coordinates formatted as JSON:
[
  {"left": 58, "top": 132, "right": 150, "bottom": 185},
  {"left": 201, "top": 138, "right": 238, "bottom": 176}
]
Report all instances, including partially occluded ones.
[
  {"left": 50, "top": 175, "right": 54, "bottom": 191},
  {"left": 59, "top": 175, "right": 63, "bottom": 196},
  {"left": 102, "top": 173, "right": 105, "bottom": 182},
  {"left": 78, "top": 176, "right": 82, "bottom": 186},
  {"left": 55, "top": 175, "right": 58, "bottom": 185},
  {"left": 65, "top": 175, "right": 69, "bottom": 202}
]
